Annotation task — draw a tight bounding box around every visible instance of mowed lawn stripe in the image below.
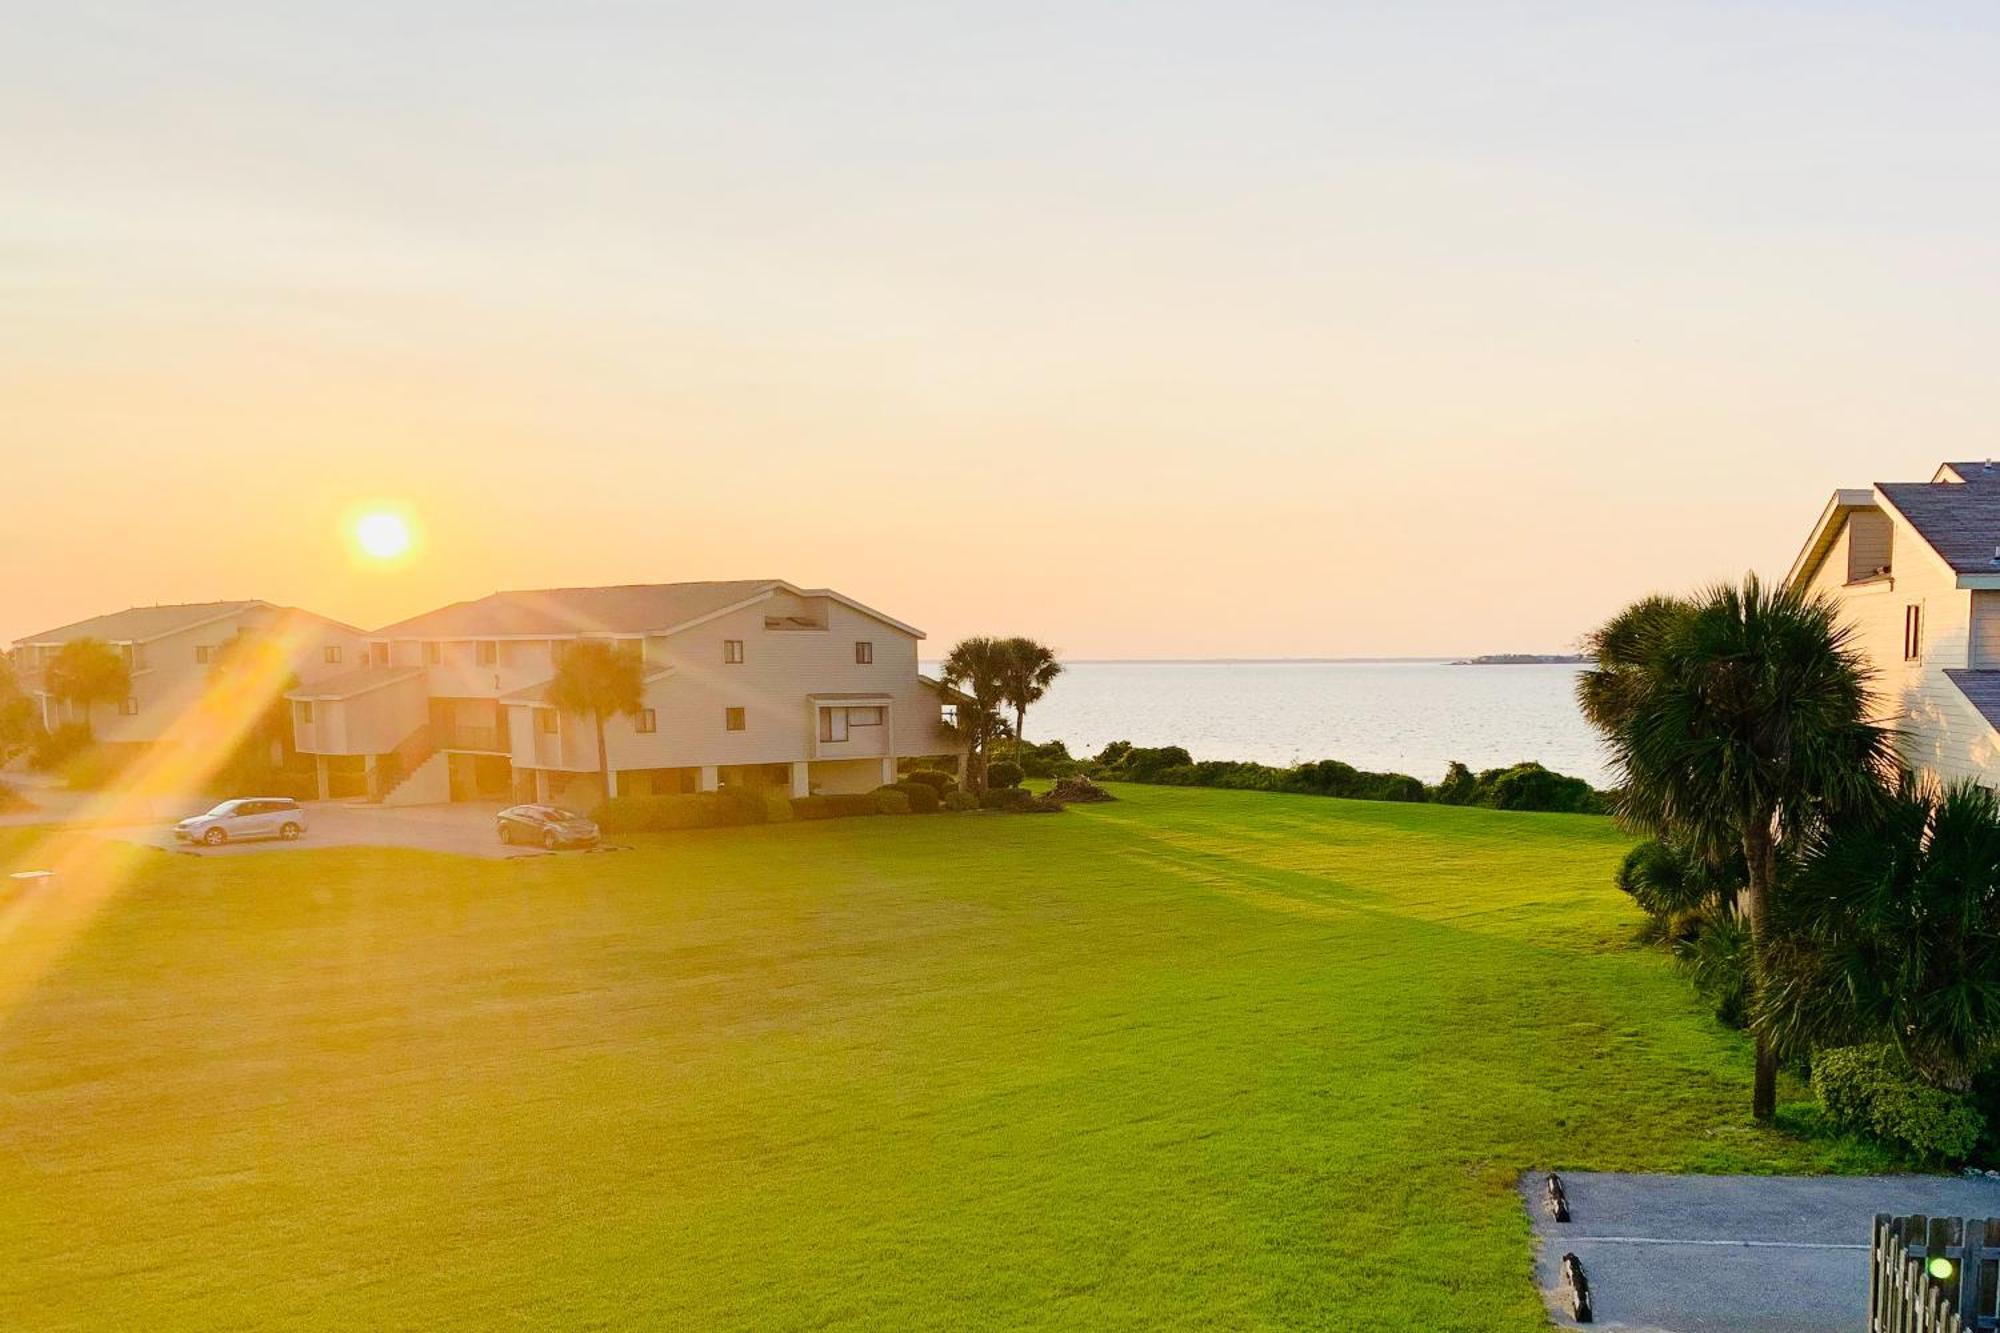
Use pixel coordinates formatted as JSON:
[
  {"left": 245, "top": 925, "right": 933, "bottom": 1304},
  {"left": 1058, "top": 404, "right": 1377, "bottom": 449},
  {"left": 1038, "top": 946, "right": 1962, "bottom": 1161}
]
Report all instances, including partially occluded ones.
[{"left": 0, "top": 786, "right": 1885, "bottom": 1330}]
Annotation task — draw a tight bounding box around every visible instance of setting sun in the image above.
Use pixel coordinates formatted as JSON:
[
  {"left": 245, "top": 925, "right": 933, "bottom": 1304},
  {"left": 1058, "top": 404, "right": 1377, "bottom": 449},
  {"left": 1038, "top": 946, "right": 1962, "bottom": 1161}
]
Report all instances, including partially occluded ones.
[{"left": 352, "top": 510, "right": 413, "bottom": 561}]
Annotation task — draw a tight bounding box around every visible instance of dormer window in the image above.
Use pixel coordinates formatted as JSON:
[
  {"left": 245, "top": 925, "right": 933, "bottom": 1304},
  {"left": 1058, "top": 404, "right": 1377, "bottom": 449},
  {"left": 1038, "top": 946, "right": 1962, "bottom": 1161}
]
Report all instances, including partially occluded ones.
[{"left": 1904, "top": 604, "right": 1924, "bottom": 662}]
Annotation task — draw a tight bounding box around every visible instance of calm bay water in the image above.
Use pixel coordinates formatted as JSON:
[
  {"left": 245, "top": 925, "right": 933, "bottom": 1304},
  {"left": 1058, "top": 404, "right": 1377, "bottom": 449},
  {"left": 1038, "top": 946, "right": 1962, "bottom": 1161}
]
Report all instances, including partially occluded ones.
[{"left": 929, "top": 660, "right": 1613, "bottom": 787}]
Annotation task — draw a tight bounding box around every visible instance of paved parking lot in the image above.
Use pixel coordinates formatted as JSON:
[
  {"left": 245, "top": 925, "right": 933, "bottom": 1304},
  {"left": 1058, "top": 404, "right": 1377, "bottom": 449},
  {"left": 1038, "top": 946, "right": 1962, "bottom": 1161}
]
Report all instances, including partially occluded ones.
[
  {"left": 123, "top": 800, "right": 542, "bottom": 860},
  {"left": 1524, "top": 1169, "right": 2000, "bottom": 1331}
]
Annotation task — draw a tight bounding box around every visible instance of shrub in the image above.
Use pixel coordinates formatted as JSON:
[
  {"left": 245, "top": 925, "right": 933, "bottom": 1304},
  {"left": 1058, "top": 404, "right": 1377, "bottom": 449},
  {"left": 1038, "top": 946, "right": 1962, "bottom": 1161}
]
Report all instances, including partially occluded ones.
[
  {"left": 986, "top": 761, "right": 1024, "bottom": 790},
  {"left": 942, "top": 790, "right": 980, "bottom": 812},
  {"left": 902, "top": 770, "right": 959, "bottom": 794},
  {"left": 791, "top": 793, "right": 884, "bottom": 821},
  {"left": 592, "top": 792, "right": 772, "bottom": 833},
  {"left": 29, "top": 723, "right": 92, "bottom": 774},
  {"left": 1671, "top": 911, "right": 1752, "bottom": 1028},
  {"left": 1811, "top": 1045, "right": 1984, "bottom": 1164},
  {"left": 60, "top": 746, "right": 131, "bottom": 792},
  {"left": 1617, "top": 841, "right": 1715, "bottom": 920},
  {"left": 875, "top": 789, "right": 912, "bottom": 815},
  {"left": 1478, "top": 762, "right": 1606, "bottom": 814},
  {"left": 1289, "top": 760, "right": 1426, "bottom": 803},
  {"left": 879, "top": 781, "right": 940, "bottom": 814},
  {"left": 1048, "top": 775, "right": 1115, "bottom": 803},
  {"left": 1429, "top": 761, "right": 1478, "bottom": 806},
  {"left": 980, "top": 787, "right": 1038, "bottom": 811},
  {"left": 1013, "top": 739, "right": 1073, "bottom": 778}
]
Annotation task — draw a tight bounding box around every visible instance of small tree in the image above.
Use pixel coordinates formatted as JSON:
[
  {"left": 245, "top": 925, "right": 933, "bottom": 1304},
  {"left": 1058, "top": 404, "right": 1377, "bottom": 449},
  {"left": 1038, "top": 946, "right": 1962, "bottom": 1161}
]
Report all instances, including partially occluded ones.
[
  {"left": 1579, "top": 575, "right": 1892, "bottom": 1120},
  {"left": 0, "top": 655, "right": 40, "bottom": 762},
  {"left": 206, "top": 631, "right": 301, "bottom": 768},
  {"left": 938, "top": 636, "right": 1014, "bottom": 794},
  {"left": 997, "top": 637, "right": 1063, "bottom": 759},
  {"left": 43, "top": 637, "right": 130, "bottom": 740},
  {"left": 1760, "top": 776, "right": 2000, "bottom": 1090},
  {"left": 546, "top": 640, "right": 645, "bottom": 800}
]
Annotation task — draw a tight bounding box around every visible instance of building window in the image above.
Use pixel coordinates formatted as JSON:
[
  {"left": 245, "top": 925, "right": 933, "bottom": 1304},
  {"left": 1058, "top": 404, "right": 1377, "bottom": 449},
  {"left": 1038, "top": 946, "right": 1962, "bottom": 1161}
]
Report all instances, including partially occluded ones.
[
  {"left": 370, "top": 642, "right": 390, "bottom": 666},
  {"left": 536, "top": 710, "right": 557, "bottom": 734},
  {"left": 941, "top": 704, "right": 959, "bottom": 728},
  {"left": 724, "top": 639, "right": 744, "bottom": 664},
  {"left": 849, "top": 706, "right": 883, "bottom": 726},
  {"left": 194, "top": 645, "right": 212, "bottom": 664},
  {"left": 323, "top": 645, "right": 342, "bottom": 664},
  {"left": 476, "top": 641, "right": 498, "bottom": 666},
  {"left": 819, "top": 707, "right": 848, "bottom": 743},
  {"left": 296, "top": 701, "right": 314, "bottom": 725},
  {"left": 855, "top": 641, "right": 873, "bottom": 664},
  {"left": 1905, "top": 604, "right": 1924, "bottom": 661},
  {"left": 725, "top": 706, "right": 746, "bottom": 731},
  {"left": 119, "top": 696, "right": 139, "bottom": 716},
  {"left": 634, "top": 709, "right": 657, "bottom": 734},
  {"left": 427, "top": 642, "right": 443, "bottom": 665}
]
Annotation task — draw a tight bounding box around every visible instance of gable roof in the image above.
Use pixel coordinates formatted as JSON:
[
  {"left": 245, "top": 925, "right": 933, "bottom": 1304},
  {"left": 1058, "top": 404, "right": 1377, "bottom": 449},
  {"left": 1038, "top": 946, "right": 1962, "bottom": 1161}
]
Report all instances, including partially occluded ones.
[
  {"left": 1875, "top": 481, "right": 2000, "bottom": 575},
  {"left": 1946, "top": 670, "right": 2000, "bottom": 733},
  {"left": 373, "top": 580, "right": 922, "bottom": 640},
  {"left": 287, "top": 665, "right": 426, "bottom": 702},
  {"left": 16, "top": 600, "right": 266, "bottom": 647},
  {"left": 1935, "top": 461, "right": 2000, "bottom": 484}
]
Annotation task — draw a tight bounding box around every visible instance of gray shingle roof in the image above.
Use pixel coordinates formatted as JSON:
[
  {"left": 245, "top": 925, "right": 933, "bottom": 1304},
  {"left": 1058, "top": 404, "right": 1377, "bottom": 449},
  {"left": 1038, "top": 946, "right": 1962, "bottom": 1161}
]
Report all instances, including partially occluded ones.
[
  {"left": 1877, "top": 482, "right": 2000, "bottom": 575},
  {"left": 15, "top": 600, "right": 264, "bottom": 646},
  {"left": 1946, "top": 670, "right": 2000, "bottom": 734},
  {"left": 374, "top": 581, "right": 784, "bottom": 639},
  {"left": 287, "top": 665, "right": 426, "bottom": 701}
]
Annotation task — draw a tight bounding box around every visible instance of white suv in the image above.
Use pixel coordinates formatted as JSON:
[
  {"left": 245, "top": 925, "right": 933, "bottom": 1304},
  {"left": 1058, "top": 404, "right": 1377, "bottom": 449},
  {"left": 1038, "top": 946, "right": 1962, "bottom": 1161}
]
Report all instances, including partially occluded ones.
[{"left": 174, "top": 798, "right": 309, "bottom": 846}]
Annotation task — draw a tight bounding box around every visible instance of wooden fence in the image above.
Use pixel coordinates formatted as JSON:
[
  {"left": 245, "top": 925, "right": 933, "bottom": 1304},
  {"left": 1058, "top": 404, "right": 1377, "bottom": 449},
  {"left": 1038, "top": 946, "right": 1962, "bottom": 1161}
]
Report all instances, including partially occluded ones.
[{"left": 1871, "top": 1214, "right": 2000, "bottom": 1333}]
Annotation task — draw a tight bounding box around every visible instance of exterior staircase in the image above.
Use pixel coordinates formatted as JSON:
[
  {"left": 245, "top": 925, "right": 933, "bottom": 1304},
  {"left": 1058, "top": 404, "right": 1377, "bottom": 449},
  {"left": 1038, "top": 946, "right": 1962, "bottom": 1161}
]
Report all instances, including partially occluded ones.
[{"left": 370, "top": 723, "right": 445, "bottom": 805}]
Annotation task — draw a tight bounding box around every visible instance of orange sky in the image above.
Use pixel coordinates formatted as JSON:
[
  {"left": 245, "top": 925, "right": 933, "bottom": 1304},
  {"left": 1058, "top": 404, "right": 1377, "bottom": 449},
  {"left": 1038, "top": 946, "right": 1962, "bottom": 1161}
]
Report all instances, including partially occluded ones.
[{"left": 7, "top": 4, "right": 1999, "bottom": 657}]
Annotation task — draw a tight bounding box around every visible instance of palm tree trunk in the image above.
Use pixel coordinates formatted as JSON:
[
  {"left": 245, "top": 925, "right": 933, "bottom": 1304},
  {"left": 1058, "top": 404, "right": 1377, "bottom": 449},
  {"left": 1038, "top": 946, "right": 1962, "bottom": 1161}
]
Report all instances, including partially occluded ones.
[
  {"left": 594, "top": 711, "right": 612, "bottom": 800},
  {"left": 1742, "top": 816, "right": 1778, "bottom": 1121},
  {"left": 1015, "top": 705, "right": 1026, "bottom": 759}
]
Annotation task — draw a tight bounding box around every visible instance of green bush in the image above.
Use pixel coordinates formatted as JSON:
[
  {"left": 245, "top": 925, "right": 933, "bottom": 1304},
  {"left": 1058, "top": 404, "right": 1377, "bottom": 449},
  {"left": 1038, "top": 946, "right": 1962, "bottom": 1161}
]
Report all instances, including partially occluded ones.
[
  {"left": 1811, "top": 1045, "right": 1984, "bottom": 1164},
  {"left": 791, "top": 793, "right": 884, "bottom": 821},
  {"left": 986, "top": 761, "right": 1024, "bottom": 790},
  {"left": 1670, "top": 911, "right": 1752, "bottom": 1028},
  {"left": 1013, "top": 740, "right": 1072, "bottom": 778},
  {"left": 901, "top": 770, "right": 959, "bottom": 794},
  {"left": 942, "top": 790, "right": 980, "bottom": 812},
  {"left": 980, "top": 787, "right": 1038, "bottom": 811},
  {"left": 1289, "top": 760, "right": 1426, "bottom": 803},
  {"left": 29, "top": 723, "right": 92, "bottom": 774},
  {"left": 1429, "top": 761, "right": 1479, "bottom": 806},
  {"left": 593, "top": 792, "right": 771, "bottom": 833},
  {"left": 1479, "top": 762, "right": 1606, "bottom": 814},
  {"left": 879, "top": 781, "right": 940, "bottom": 814},
  {"left": 875, "top": 789, "right": 912, "bottom": 815}
]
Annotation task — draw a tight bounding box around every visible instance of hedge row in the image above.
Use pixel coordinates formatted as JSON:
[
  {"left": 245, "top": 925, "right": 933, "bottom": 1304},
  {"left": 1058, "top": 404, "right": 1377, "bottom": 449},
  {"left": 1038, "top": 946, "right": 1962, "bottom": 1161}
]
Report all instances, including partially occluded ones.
[
  {"left": 592, "top": 780, "right": 1036, "bottom": 833},
  {"left": 1084, "top": 743, "right": 1608, "bottom": 815},
  {"left": 1811, "top": 1045, "right": 1985, "bottom": 1164}
]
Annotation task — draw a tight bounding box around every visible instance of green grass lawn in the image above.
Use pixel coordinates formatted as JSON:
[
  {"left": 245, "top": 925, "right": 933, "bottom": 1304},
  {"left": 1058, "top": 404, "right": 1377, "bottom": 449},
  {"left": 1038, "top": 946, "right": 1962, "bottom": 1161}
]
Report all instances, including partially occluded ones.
[{"left": 0, "top": 785, "right": 1885, "bottom": 1330}]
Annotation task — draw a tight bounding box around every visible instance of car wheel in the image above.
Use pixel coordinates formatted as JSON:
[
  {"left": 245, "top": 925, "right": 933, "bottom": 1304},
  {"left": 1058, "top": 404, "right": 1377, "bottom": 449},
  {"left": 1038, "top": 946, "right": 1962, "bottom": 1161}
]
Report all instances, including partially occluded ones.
[
  {"left": 543, "top": 829, "right": 560, "bottom": 851},
  {"left": 203, "top": 827, "right": 227, "bottom": 846},
  {"left": 279, "top": 822, "right": 301, "bottom": 840}
]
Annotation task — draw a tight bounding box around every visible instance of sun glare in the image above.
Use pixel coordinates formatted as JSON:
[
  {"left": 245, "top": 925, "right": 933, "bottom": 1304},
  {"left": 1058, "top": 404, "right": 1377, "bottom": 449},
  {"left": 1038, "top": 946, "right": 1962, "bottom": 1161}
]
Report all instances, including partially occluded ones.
[{"left": 353, "top": 510, "right": 414, "bottom": 561}]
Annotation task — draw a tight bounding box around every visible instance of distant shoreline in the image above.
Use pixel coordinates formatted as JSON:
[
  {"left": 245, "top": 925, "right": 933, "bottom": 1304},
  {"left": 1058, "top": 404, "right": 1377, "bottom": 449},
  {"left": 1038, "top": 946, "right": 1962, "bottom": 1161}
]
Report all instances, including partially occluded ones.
[
  {"left": 923, "top": 657, "right": 1586, "bottom": 666},
  {"left": 1447, "top": 654, "right": 1591, "bottom": 666}
]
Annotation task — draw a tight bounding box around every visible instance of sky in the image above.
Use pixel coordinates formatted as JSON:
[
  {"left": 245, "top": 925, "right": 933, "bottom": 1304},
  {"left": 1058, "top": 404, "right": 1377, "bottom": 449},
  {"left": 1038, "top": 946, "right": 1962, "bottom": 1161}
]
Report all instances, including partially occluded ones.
[{"left": 6, "top": 2, "right": 2000, "bottom": 657}]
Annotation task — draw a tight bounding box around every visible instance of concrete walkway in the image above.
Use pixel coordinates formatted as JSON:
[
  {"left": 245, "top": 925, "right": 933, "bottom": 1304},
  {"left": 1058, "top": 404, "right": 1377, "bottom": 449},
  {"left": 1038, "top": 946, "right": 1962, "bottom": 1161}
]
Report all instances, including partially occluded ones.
[{"left": 1524, "top": 1170, "right": 2000, "bottom": 1331}]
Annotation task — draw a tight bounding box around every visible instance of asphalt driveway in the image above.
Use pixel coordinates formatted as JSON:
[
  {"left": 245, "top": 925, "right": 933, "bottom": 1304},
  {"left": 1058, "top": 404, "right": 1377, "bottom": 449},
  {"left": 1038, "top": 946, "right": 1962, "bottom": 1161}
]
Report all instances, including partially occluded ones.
[
  {"left": 1524, "top": 1170, "right": 2000, "bottom": 1331},
  {"left": 129, "top": 800, "right": 538, "bottom": 860}
]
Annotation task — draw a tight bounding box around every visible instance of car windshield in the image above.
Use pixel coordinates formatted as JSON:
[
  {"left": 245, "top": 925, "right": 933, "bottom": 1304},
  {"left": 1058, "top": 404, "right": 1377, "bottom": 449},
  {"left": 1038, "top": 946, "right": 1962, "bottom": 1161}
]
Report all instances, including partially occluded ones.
[
  {"left": 203, "top": 802, "right": 241, "bottom": 817},
  {"left": 548, "top": 808, "right": 583, "bottom": 821}
]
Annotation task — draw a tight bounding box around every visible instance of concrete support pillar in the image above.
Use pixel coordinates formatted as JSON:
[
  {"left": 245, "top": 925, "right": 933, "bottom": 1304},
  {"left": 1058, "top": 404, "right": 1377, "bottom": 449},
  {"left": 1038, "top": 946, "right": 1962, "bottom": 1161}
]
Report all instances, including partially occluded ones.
[
  {"left": 790, "top": 761, "right": 811, "bottom": 798},
  {"left": 534, "top": 769, "right": 551, "bottom": 802},
  {"left": 880, "top": 756, "right": 898, "bottom": 786},
  {"left": 315, "top": 755, "right": 331, "bottom": 802},
  {"left": 607, "top": 768, "right": 619, "bottom": 799},
  {"left": 698, "top": 765, "right": 720, "bottom": 793},
  {"left": 363, "top": 755, "right": 382, "bottom": 802}
]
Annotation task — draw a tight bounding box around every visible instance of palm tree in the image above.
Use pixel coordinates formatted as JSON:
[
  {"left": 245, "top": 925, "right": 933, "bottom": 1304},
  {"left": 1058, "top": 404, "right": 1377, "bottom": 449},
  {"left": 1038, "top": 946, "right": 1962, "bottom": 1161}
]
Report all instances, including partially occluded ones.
[
  {"left": 938, "top": 636, "right": 1013, "bottom": 794},
  {"left": 207, "top": 631, "right": 300, "bottom": 765},
  {"left": 43, "top": 637, "right": 130, "bottom": 740},
  {"left": 545, "top": 640, "right": 646, "bottom": 801},
  {"left": 997, "top": 637, "right": 1062, "bottom": 759},
  {"left": 1578, "top": 574, "right": 1892, "bottom": 1119},
  {"left": 1759, "top": 775, "right": 2000, "bottom": 1090}
]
